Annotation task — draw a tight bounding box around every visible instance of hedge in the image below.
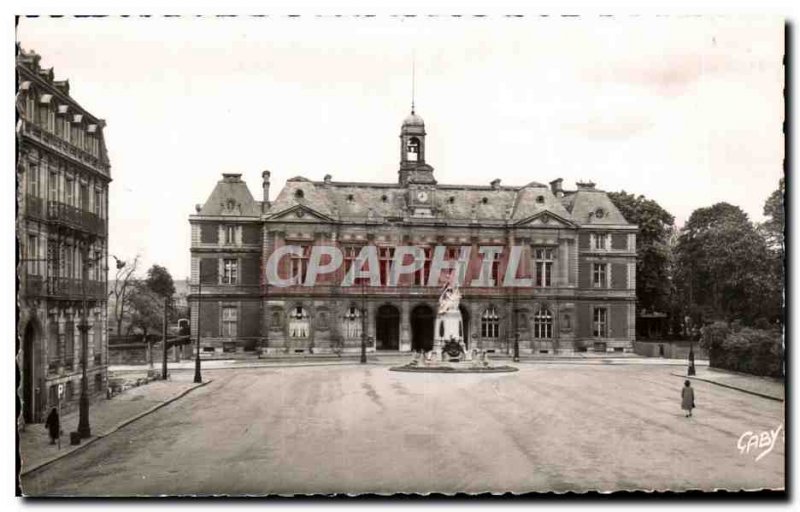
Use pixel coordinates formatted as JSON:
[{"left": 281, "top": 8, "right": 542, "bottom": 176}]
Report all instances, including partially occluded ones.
[{"left": 701, "top": 322, "right": 784, "bottom": 378}]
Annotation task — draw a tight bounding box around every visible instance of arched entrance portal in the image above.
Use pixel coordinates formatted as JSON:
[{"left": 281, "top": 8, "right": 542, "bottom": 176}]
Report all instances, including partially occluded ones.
[
  {"left": 22, "top": 322, "right": 38, "bottom": 424},
  {"left": 411, "top": 304, "right": 435, "bottom": 352},
  {"left": 459, "top": 305, "right": 471, "bottom": 350},
  {"left": 375, "top": 305, "right": 400, "bottom": 350}
]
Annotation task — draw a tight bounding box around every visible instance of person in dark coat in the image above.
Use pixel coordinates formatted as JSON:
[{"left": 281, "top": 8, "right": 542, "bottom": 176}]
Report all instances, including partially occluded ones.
[
  {"left": 44, "top": 407, "right": 60, "bottom": 444},
  {"left": 681, "top": 380, "right": 695, "bottom": 417}
]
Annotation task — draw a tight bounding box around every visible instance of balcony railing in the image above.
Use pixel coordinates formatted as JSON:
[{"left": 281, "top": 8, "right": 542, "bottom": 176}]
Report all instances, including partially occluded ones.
[
  {"left": 21, "top": 120, "right": 108, "bottom": 173},
  {"left": 23, "top": 194, "right": 106, "bottom": 236},
  {"left": 46, "top": 200, "right": 106, "bottom": 236},
  {"left": 28, "top": 276, "right": 107, "bottom": 300}
]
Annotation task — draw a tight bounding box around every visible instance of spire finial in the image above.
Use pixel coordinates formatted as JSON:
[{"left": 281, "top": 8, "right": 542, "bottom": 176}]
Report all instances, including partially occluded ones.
[{"left": 411, "top": 51, "right": 416, "bottom": 115}]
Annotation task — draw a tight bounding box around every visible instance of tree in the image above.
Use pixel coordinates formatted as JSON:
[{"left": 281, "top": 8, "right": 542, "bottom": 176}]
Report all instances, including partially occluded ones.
[
  {"left": 127, "top": 281, "right": 163, "bottom": 337},
  {"left": 674, "top": 202, "right": 779, "bottom": 325},
  {"left": 145, "top": 264, "right": 176, "bottom": 300},
  {"left": 762, "top": 177, "right": 785, "bottom": 253},
  {"left": 110, "top": 254, "right": 140, "bottom": 336},
  {"left": 608, "top": 191, "right": 675, "bottom": 313}
]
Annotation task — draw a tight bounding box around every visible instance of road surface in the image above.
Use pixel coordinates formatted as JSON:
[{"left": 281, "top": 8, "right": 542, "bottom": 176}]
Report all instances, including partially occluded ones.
[{"left": 21, "top": 364, "right": 785, "bottom": 495}]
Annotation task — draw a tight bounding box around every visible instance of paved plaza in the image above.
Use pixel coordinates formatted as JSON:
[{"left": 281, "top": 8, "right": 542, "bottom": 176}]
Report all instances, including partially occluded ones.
[{"left": 20, "top": 363, "right": 784, "bottom": 495}]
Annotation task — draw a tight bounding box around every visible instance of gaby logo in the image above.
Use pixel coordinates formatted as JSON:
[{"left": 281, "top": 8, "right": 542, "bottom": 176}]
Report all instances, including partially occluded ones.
[
  {"left": 264, "top": 244, "right": 545, "bottom": 288},
  {"left": 737, "top": 424, "right": 784, "bottom": 462}
]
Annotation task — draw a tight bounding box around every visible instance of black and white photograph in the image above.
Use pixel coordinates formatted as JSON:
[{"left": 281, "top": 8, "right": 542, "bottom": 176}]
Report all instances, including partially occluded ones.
[{"left": 11, "top": 11, "right": 787, "bottom": 499}]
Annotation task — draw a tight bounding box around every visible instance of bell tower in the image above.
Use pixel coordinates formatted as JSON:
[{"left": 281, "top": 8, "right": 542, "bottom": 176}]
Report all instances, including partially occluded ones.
[{"left": 398, "top": 110, "right": 436, "bottom": 186}]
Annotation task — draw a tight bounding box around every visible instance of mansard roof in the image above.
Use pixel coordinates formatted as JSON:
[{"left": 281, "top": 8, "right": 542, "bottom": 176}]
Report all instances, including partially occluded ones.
[
  {"left": 263, "top": 175, "right": 633, "bottom": 227},
  {"left": 198, "top": 173, "right": 261, "bottom": 217}
]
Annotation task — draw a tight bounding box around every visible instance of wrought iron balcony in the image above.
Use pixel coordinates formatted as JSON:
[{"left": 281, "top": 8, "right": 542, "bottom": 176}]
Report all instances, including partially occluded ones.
[
  {"left": 42, "top": 276, "right": 106, "bottom": 300},
  {"left": 46, "top": 200, "right": 106, "bottom": 237},
  {"left": 20, "top": 120, "right": 108, "bottom": 173}
]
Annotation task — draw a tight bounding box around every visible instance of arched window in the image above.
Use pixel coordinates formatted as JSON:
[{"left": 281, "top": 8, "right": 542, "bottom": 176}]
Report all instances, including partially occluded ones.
[
  {"left": 481, "top": 307, "right": 500, "bottom": 339},
  {"left": 534, "top": 307, "right": 553, "bottom": 339},
  {"left": 406, "top": 137, "right": 420, "bottom": 161},
  {"left": 341, "top": 306, "right": 363, "bottom": 339},
  {"left": 288, "top": 306, "right": 310, "bottom": 339}
]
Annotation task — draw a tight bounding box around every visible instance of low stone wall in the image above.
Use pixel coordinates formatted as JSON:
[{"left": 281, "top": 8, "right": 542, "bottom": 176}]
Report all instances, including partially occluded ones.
[{"left": 633, "top": 340, "right": 707, "bottom": 359}]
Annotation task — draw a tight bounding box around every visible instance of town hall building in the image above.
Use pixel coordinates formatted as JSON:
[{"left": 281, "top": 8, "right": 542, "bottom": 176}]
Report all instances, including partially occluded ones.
[{"left": 189, "top": 109, "right": 637, "bottom": 356}]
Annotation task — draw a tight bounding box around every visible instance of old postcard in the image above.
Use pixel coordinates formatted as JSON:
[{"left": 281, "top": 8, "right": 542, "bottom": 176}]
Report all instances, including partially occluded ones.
[{"left": 15, "top": 15, "right": 785, "bottom": 497}]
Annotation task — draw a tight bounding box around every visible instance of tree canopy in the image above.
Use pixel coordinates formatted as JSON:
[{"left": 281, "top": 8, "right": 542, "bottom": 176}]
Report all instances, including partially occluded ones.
[
  {"left": 608, "top": 191, "right": 675, "bottom": 313},
  {"left": 674, "top": 202, "right": 779, "bottom": 325},
  {"left": 127, "top": 281, "right": 164, "bottom": 336},
  {"left": 146, "top": 264, "right": 175, "bottom": 299}
]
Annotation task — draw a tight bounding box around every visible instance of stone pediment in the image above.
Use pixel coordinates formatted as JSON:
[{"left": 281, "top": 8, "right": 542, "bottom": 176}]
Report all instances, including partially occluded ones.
[
  {"left": 266, "top": 203, "right": 335, "bottom": 223},
  {"left": 514, "top": 210, "right": 577, "bottom": 228}
]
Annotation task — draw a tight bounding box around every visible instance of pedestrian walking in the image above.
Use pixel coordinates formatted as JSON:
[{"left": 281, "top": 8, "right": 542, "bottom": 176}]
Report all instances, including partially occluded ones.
[
  {"left": 681, "top": 380, "right": 695, "bottom": 417},
  {"left": 44, "top": 407, "right": 60, "bottom": 445}
]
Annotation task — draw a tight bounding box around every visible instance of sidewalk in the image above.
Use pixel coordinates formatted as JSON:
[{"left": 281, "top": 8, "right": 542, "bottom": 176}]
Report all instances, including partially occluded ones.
[
  {"left": 19, "top": 375, "right": 208, "bottom": 476},
  {"left": 671, "top": 367, "right": 784, "bottom": 401}
]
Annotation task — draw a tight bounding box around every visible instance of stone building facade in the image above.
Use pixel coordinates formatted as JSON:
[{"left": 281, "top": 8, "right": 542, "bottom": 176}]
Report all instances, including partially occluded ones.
[
  {"left": 189, "top": 110, "right": 636, "bottom": 356},
  {"left": 17, "top": 48, "right": 111, "bottom": 423}
]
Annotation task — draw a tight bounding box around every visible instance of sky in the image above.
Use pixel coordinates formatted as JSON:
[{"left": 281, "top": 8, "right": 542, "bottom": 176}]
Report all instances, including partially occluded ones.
[{"left": 15, "top": 15, "right": 784, "bottom": 279}]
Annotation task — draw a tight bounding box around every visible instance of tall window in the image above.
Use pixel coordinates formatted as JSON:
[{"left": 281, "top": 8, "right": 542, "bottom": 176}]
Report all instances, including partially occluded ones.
[
  {"left": 49, "top": 171, "right": 58, "bottom": 202},
  {"left": 379, "top": 247, "right": 394, "bottom": 285},
  {"left": 592, "top": 263, "right": 608, "bottom": 288},
  {"left": 533, "top": 307, "right": 553, "bottom": 339},
  {"left": 593, "top": 307, "right": 608, "bottom": 338},
  {"left": 592, "top": 233, "right": 610, "bottom": 251},
  {"left": 342, "top": 306, "right": 363, "bottom": 339},
  {"left": 48, "top": 320, "right": 59, "bottom": 362},
  {"left": 79, "top": 183, "right": 89, "bottom": 211},
  {"left": 65, "top": 320, "right": 75, "bottom": 365},
  {"left": 290, "top": 246, "right": 310, "bottom": 284},
  {"left": 222, "top": 258, "right": 238, "bottom": 285},
  {"left": 481, "top": 307, "right": 500, "bottom": 339},
  {"left": 224, "top": 225, "right": 236, "bottom": 245},
  {"left": 27, "top": 161, "right": 39, "bottom": 197},
  {"left": 64, "top": 244, "right": 73, "bottom": 280},
  {"left": 94, "top": 250, "right": 102, "bottom": 281},
  {"left": 64, "top": 177, "right": 74, "bottom": 206},
  {"left": 221, "top": 306, "right": 238, "bottom": 338},
  {"left": 534, "top": 248, "right": 554, "bottom": 288},
  {"left": 288, "top": 306, "right": 309, "bottom": 339},
  {"left": 414, "top": 247, "right": 432, "bottom": 286},
  {"left": 94, "top": 189, "right": 102, "bottom": 217},
  {"left": 26, "top": 91, "right": 36, "bottom": 120},
  {"left": 343, "top": 246, "right": 369, "bottom": 286},
  {"left": 27, "top": 234, "right": 39, "bottom": 276}
]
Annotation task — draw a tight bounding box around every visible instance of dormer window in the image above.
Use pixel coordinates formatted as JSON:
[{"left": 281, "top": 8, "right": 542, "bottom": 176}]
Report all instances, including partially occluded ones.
[
  {"left": 294, "top": 189, "right": 304, "bottom": 199},
  {"left": 481, "top": 197, "right": 489, "bottom": 205},
  {"left": 536, "top": 195, "right": 545, "bottom": 204},
  {"left": 448, "top": 196, "right": 455, "bottom": 204},
  {"left": 406, "top": 137, "right": 420, "bottom": 162},
  {"left": 381, "top": 194, "right": 388, "bottom": 203},
  {"left": 346, "top": 194, "right": 355, "bottom": 203}
]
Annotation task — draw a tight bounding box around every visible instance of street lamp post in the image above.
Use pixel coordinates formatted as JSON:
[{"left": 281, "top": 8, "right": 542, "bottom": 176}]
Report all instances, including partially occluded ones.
[
  {"left": 513, "top": 332, "right": 520, "bottom": 362},
  {"left": 77, "top": 240, "right": 93, "bottom": 439},
  {"left": 193, "top": 277, "right": 202, "bottom": 383}
]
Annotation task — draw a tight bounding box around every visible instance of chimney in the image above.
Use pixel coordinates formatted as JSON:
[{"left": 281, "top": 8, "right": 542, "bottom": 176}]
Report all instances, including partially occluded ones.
[
  {"left": 490, "top": 178, "right": 501, "bottom": 190},
  {"left": 549, "top": 178, "right": 564, "bottom": 197},
  {"left": 262, "top": 170, "right": 271, "bottom": 211},
  {"left": 324, "top": 174, "right": 332, "bottom": 185},
  {"left": 576, "top": 180, "right": 596, "bottom": 190}
]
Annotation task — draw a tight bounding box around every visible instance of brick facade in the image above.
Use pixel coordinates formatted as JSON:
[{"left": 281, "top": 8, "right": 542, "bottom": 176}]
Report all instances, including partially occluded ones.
[{"left": 189, "top": 111, "right": 637, "bottom": 356}]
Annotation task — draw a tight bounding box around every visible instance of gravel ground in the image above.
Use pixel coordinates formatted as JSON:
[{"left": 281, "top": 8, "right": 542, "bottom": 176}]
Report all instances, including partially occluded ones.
[{"left": 21, "top": 364, "right": 784, "bottom": 496}]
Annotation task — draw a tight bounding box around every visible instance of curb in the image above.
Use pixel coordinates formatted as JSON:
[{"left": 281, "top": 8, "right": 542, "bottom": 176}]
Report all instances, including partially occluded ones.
[
  {"left": 671, "top": 373, "right": 783, "bottom": 402},
  {"left": 20, "top": 379, "right": 212, "bottom": 478}
]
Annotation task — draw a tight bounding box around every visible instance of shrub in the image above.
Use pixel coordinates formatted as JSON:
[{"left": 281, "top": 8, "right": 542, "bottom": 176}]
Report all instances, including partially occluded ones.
[{"left": 705, "top": 324, "right": 783, "bottom": 378}]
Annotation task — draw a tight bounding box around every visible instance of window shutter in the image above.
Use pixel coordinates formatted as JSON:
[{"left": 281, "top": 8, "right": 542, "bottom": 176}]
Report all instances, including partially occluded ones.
[{"left": 240, "top": 300, "right": 261, "bottom": 337}]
